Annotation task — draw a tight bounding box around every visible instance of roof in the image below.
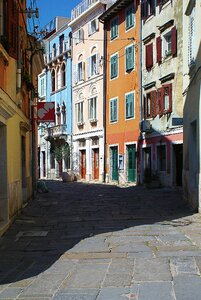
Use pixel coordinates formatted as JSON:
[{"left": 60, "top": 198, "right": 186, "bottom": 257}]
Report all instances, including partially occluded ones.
[{"left": 99, "top": 0, "right": 133, "bottom": 22}]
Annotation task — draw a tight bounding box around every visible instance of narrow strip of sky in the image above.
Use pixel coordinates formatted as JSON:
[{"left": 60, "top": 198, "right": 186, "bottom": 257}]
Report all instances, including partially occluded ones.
[{"left": 28, "top": 0, "right": 81, "bottom": 29}]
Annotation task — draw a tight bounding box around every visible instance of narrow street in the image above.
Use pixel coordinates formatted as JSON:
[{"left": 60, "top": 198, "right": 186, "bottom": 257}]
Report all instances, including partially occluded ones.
[{"left": 1, "top": 181, "right": 201, "bottom": 299}]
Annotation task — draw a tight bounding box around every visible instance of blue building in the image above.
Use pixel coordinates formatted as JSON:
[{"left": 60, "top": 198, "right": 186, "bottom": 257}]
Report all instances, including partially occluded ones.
[{"left": 38, "top": 17, "right": 72, "bottom": 178}]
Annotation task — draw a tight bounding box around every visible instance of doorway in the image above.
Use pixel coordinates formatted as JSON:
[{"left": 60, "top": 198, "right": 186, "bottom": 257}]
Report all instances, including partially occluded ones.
[
  {"left": 127, "top": 144, "right": 136, "bottom": 182},
  {"left": 173, "top": 144, "right": 183, "bottom": 186},
  {"left": 42, "top": 151, "right": 46, "bottom": 177},
  {"left": 111, "top": 146, "right": 118, "bottom": 181},
  {"left": 80, "top": 150, "right": 86, "bottom": 179},
  {"left": 93, "top": 148, "right": 99, "bottom": 180}
]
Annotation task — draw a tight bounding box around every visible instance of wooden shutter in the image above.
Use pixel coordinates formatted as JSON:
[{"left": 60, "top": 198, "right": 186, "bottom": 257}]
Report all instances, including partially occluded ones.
[
  {"left": 146, "top": 43, "right": 153, "bottom": 69},
  {"left": 87, "top": 57, "right": 91, "bottom": 78},
  {"left": 171, "top": 26, "right": 177, "bottom": 57},
  {"left": 156, "top": 36, "right": 162, "bottom": 64},
  {"left": 151, "top": 0, "right": 155, "bottom": 15},
  {"left": 141, "top": 1, "right": 145, "bottom": 19},
  {"left": 169, "top": 84, "right": 172, "bottom": 112},
  {"left": 151, "top": 90, "right": 157, "bottom": 117},
  {"left": 157, "top": 88, "right": 163, "bottom": 115},
  {"left": 96, "top": 53, "right": 100, "bottom": 74}
]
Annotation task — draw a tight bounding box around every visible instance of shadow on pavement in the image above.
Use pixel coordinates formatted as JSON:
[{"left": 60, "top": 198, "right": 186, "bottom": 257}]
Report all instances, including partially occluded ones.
[{"left": 0, "top": 180, "right": 192, "bottom": 285}]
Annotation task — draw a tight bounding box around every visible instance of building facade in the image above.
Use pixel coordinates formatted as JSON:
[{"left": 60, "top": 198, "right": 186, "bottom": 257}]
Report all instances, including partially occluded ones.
[
  {"left": 140, "top": 0, "right": 183, "bottom": 187},
  {"left": 100, "top": 0, "right": 140, "bottom": 184},
  {"left": 183, "top": 0, "right": 201, "bottom": 210},
  {"left": 0, "top": 0, "right": 43, "bottom": 235},
  {"left": 70, "top": 0, "right": 106, "bottom": 182},
  {"left": 38, "top": 17, "right": 72, "bottom": 179}
]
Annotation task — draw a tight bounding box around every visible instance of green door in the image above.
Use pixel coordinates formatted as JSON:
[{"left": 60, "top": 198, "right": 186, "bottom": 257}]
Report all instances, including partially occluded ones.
[
  {"left": 127, "top": 145, "right": 136, "bottom": 182},
  {"left": 111, "top": 147, "right": 118, "bottom": 181}
]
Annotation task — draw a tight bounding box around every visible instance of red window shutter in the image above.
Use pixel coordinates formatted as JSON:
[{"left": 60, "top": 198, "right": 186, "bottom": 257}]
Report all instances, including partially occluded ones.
[
  {"left": 171, "top": 26, "right": 177, "bottom": 57},
  {"left": 7, "top": 0, "right": 18, "bottom": 59},
  {"left": 146, "top": 43, "right": 153, "bottom": 69},
  {"left": 168, "top": 84, "right": 172, "bottom": 112},
  {"left": 151, "top": 90, "right": 157, "bottom": 117},
  {"left": 143, "top": 95, "right": 146, "bottom": 118},
  {"left": 156, "top": 36, "right": 162, "bottom": 64},
  {"left": 157, "top": 88, "right": 163, "bottom": 115}
]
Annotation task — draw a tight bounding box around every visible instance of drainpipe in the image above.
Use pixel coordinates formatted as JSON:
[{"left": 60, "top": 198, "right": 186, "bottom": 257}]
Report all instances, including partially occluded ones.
[
  {"left": 102, "top": 22, "right": 107, "bottom": 182},
  {"left": 139, "top": 0, "right": 143, "bottom": 184}
]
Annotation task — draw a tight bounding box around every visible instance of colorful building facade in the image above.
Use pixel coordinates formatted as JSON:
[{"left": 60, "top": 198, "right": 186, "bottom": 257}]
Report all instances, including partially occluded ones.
[
  {"left": 70, "top": 0, "right": 106, "bottom": 182},
  {"left": 0, "top": 0, "right": 43, "bottom": 235},
  {"left": 38, "top": 17, "right": 72, "bottom": 179},
  {"left": 139, "top": 0, "right": 183, "bottom": 187},
  {"left": 100, "top": 0, "right": 140, "bottom": 184}
]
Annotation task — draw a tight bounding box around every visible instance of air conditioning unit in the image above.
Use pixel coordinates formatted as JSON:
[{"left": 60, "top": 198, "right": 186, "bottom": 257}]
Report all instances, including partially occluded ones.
[{"left": 140, "top": 120, "right": 152, "bottom": 132}]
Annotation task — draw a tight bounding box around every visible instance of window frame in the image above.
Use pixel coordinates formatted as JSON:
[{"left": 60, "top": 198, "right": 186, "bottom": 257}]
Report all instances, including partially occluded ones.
[
  {"left": 125, "top": 4, "right": 135, "bottom": 31},
  {"left": 110, "top": 16, "right": 119, "bottom": 40},
  {"left": 76, "top": 101, "right": 84, "bottom": 124},
  {"left": 125, "top": 44, "right": 135, "bottom": 72},
  {"left": 88, "top": 96, "right": 97, "bottom": 121},
  {"left": 110, "top": 52, "right": 118, "bottom": 80},
  {"left": 110, "top": 97, "right": 118, "bottom": 124},
  {"left": 125, "top": 91, "right": 135, "bottom": 120}
]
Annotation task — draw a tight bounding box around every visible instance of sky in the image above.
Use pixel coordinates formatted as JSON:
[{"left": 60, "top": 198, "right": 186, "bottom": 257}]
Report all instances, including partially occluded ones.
[{"left": 28, "top": 0, "right": 81, "bottom": 30}]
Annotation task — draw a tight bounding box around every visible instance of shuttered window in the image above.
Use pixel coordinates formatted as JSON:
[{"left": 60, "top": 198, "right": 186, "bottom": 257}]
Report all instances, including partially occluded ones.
[
  {"left": 6, "top": 0, "right": 18, "bottom": 59},
  {"left": 110, "top": 17, "right": 118, "bottom": 40},
  {"left": 110, "top": 54, "right": 118, "bottom": 79},
  {"left": 126, "top": 4, "right": 135, "bottom": 30},
  {"left": 126, "top": 92, "right": 134, "bottom": 119},
  {"left": 76, "top": 102, "right": 84, "bottom": 124},
  {"left": 163, "top": 84, "right": 172, "bottom": 113},
  {"left": 110, "top": 98, "right": 118, "bottom": 123},
  {"left": 141, "top": 0, "right": 155, "bottom": 20},
  {"left": 88, "top": 97, "right": 97, "bottom": 120},
  {"left": 171, "top": 26, "right": 177, "bottom": 57},
  {"left": 126, "top": 44, "right": 135, "bottom": 71},
  {"left": 146, "top": 43, "right": 153, "bottom": 69},
  {"left": 156, "top": 36, "right": 162, "bottom": 63},
  {"left": 188, "top": 8, "right": 195, "bottom": 66}
]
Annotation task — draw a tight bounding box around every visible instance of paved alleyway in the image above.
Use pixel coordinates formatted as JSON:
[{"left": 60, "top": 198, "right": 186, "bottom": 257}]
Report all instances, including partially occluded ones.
[{"left": 1, "top": 181, "right": 201, "bottom": 299}]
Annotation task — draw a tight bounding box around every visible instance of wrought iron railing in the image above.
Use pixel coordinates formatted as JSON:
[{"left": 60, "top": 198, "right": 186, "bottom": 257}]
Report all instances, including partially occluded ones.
[{"left": 44, "top": 125, "right": 67, "bottom": 139}]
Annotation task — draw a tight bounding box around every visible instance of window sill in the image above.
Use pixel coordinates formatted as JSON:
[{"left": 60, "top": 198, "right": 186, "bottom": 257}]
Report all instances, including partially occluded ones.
[
  {"left": 89, "top": 118, "right": 97, "bottom": 124},
  {"left": 77, "top": 122, "right": 84, "bottom": 127}
]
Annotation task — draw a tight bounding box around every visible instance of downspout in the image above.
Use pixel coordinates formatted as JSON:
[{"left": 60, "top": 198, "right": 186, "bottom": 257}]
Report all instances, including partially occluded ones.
[
  {"left": 139, "top": 0, "right": 143, "bottom": 184},
  {"left": 102, "top": 21, "right": 107, "bottom": 182}
]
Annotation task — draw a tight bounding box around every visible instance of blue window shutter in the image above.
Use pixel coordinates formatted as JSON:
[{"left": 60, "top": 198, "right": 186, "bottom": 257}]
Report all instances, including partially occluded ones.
[{"left": 126, "top": 45, "right": 134, "bottom": 71}]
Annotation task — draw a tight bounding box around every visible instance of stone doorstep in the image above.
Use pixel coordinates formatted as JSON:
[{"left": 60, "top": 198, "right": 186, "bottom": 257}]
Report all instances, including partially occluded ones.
[{"left": 0, "top": 220, "right": 10, "bottom": 237}]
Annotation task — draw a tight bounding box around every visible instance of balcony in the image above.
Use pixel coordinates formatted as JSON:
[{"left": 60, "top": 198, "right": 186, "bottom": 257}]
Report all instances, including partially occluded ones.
[
  {"left": 46, "top": 43, "right": 71, "bottom": 65},
  {"left": 71, "top": 0, "right": 98, "bottom": 21},
  {"left": 44, "top": 125, "right": 67, "bottom": 140}
]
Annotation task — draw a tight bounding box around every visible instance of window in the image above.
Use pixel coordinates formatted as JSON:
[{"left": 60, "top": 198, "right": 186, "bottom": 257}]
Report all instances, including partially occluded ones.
[
  {"left": 39, "top": 75, "right": 46, "bottom": 98},
  {"left": 110, "top": 17, "right": 118, "bottom": 40},
  {"left": 110, "top": 53, "right": 118, "bottom": 79},
  {"left": 76, "top": 102, "right": 84, "bottom": 124},
  {"left": 61, "top": 63, "right": 66, "bottom": 87},
  {"left": 88, "top": 18, "right": 98, "bottom": 36},
  {"left": 157, "top": 145, "right": 166, "bottom": 172},
  {"left": 52, "top": 43, "right": 57, "bottom": 58},
  {"left": 88, "top": 53, "right": 99, "bottom": 77},
  {"left": 75, "top": 28, "right": 84, "bottom": 44},
  {"left": 56, "top": 66, "right": 60, "bottom": 90},
  {"left": 59, "top": 34, "right": 64, "bottom": 54},
  {"left": 142, "top": 0, "right": 155, "bottom": 20},
  {"left": 162, "top": 27, "right": 177, "bottom": 59},
  {"left": 51, "top": 69, "right": 55, "bottom": 92},
  {"left": 110, "top": 98, "right": 118, "bottom": 123},
  {"left": 78, "top": 61, "right": 84, "bottom": 82},
  {"left": 163, "top": 31, "right": 172, "bottom": 57},
  {"left": 126, "top": 4, "right": 135, "bottom": 30},
  {"left": 163, "top": 84, "right": 172, "bottom": 112},
  {"left": 126, "top": 44, "right": 135, "bottom": 71},
  {"left": 188, "top": 8, "right": 195, "bottom": 66},
  {"left": 61, "top": 102, "right": 66, "bottom": 124},
  {"left": 88, "top": 97, "right": 97, "bottom": 120},
  {"left": 144, "top": 91, "right": 157, "bottom": 118},
  {"left": 125, "top": 92, "right": 134, "bottom": 119}
]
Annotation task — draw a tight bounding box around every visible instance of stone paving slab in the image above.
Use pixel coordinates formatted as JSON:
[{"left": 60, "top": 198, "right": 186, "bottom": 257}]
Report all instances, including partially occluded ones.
[{"left": 1, "top": 182, "right": 201, "bottom": 299}]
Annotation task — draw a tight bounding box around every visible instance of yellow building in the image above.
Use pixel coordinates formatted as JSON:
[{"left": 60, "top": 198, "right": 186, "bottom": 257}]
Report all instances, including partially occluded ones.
[{"left": 0, "top": 0, "right": 43, "bottom": 235}]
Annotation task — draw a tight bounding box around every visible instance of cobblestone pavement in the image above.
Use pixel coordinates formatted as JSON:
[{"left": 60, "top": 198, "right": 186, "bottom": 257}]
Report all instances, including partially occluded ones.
[{"left": 1, "top": 181, "right": 201, "bottom": 299}]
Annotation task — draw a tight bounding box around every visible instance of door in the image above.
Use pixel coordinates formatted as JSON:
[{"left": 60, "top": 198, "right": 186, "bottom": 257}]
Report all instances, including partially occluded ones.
[
  {"left": 143, "top": 147, "right": 152, "bottom": 181},
  {"left": 173, "top": 144, "right": 183, "bottom": 186},
  {"left": 80, "top": 150, "right": 86, "bottom": 179},
  {"left": 111, "top": 146, "right": 118, "bottom": 181},
  {"left": 42, "top": 151, "right": 46, "bottom": 177},
  {"left": 93, "top": 148, "right": 99, "bottom": 180},
  {"left": 127, "top": 145, "right": 136, "bottom": 182}
]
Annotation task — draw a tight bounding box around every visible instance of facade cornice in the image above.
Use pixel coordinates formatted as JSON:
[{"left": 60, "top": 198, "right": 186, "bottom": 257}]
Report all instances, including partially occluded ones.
[{"left": 73, "top": 128, "right": 104, "bottom": 140}]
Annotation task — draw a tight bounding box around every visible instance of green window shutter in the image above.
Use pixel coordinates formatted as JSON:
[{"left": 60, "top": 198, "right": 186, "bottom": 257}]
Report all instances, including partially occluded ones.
[
  {"left": 111, "top": 17, "right": 118, "bottom": 40},
  {"left": 126, "top": 5, "right": 134, "bottom": 30},
  {"left": 126, "top": 45, "right": 134, "bottom": 71},
  {"left": 110, "top": 99, "right": 117, "bottom": 122},
  {"left": 126, "top": 93, "right": 134, "bottom": 119},
  {"left": 111, "top": 54, "right": 118, "bottom": 79}
]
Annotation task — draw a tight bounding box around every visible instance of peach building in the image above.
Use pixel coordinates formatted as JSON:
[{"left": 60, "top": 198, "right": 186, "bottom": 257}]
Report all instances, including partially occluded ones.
[
  {"left": 99, "top": 0, "right": 140, "bottom": 184},
  {"left": 69, "top": 0, "right": 106, "bottom": 182}
]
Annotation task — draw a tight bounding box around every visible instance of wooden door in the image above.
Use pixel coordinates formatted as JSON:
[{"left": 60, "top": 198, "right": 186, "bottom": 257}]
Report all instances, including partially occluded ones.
[
  {"left": 93, "top": 148, "right": 99, "bottom": 180},
  {"left": 80, "top": 150, "right": 86, "bottom": 179},
  {"left": 111, "top": 147, "right": 118, "bottom": 181},
  {"left": 127, "top": 145, "right": 136, "bottom": 182}
]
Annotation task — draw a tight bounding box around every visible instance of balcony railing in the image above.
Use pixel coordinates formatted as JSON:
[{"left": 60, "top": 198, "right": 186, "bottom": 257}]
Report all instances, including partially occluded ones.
[
  {"left": 44, "top": 125, "right": 67, "bottom": 140},
  {"left": 46, "top": 42, "right": 71, "bottom": 64},
  {"left": 71, "top": 0, "right": 98, "bottom": 20}
]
